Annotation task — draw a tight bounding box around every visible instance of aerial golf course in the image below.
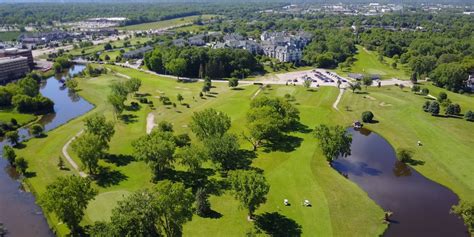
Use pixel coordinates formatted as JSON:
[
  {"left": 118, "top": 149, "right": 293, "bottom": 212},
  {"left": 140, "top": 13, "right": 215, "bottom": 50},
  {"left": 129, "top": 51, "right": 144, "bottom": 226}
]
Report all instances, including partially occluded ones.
[{"left": 16, "top": 64, "right": 474, "bottom": 236}]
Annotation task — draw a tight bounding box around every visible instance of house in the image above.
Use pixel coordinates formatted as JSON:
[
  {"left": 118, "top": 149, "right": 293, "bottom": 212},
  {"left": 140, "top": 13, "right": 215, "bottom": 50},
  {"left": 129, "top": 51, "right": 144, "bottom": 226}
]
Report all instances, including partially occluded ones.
[{"left": 123, "top": 46, "right": 153, "bottom": 59}]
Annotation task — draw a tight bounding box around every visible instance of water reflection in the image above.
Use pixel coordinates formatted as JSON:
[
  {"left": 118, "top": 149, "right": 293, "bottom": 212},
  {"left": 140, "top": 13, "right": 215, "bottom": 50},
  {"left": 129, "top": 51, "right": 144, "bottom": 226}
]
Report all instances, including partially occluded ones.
[
  {"left": 0, "top": 65, "right": 93, "bottom": 237},
  {"left": 332, "top": 128, "right": 468, "bottom": 237}
]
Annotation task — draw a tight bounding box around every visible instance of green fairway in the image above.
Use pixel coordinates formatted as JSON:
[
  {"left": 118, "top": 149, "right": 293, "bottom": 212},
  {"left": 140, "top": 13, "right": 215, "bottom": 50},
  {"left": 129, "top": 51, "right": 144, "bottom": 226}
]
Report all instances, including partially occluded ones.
[
  {"left": 67, "top": 36, "right": 152, "bottom": 58},
  {"left": 16, "top": 65, "right": 474, "bottom": 236},
  {"left": 119, "top": 15, "right": 219, "bottom": 31},
  {"left": 335, "top": 45, "right": 410, "bottom": 80}
]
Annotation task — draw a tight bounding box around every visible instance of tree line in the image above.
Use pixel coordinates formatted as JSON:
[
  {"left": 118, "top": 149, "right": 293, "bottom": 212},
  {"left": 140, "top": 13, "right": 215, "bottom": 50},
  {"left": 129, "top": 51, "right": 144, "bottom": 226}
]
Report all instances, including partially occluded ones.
[{"left": 144, "top": 46, "right": 262, "bottom": 79}]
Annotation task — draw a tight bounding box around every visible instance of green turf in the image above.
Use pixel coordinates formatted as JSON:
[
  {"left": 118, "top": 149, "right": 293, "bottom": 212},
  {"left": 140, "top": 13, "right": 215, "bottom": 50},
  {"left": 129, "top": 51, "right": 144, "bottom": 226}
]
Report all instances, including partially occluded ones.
[
  {"left": 67, "top": 36, "right": 151, "bottom": 58},
  {"left": 16, "top": 65, "right": 474, "bottom": 236},
  {"left": 335, "top": 45, "right": 410, "bottom": 80},
  {"left": 0, "top": 109, "right": 36, "bottom": 125},
  {"left": 119, "top": 15, "right": 219, "bottom": 31}
]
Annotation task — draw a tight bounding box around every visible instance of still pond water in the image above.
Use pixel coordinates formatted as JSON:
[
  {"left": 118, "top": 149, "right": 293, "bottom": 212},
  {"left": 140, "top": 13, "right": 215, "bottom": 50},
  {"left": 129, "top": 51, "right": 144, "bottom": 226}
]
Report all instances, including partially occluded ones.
[
  {"left": 0, "top": 65, "right": 93, "bottom": 236},
  {"left": 333, "top": 128, "right": 468, "bottom": 237}
]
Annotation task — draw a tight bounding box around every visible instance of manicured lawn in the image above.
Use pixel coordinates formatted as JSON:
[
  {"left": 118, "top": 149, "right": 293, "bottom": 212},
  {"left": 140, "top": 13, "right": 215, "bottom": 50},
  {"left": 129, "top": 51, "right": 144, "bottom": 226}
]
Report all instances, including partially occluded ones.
[
  {"left": 0, "top": 109, "right": 36, "bottom": 125},
  {"left": 119, "top": 15, "right": 219, "bottom": 31},
  {"left": 16, "top": 65, "right": 474, "bottom": 236},
  {"left": 335, "top": 45, "right": 410, "bottom": 80},
  {"left": 67, "top": 36, "right": 152, "bottom": 58}
]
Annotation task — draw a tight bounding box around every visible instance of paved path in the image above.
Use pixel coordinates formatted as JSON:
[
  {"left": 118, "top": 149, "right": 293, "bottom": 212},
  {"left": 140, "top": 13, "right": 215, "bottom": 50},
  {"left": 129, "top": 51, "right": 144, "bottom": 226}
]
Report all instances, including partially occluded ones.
[
  {"left": 146, "top": 112, "right": 156, "bottom": 134},
  {"left": 62, "top": 130, "right": 87, "bottom": 177},
  {"left": 333, "top": 88, "right": 345, "bottom": 111}
]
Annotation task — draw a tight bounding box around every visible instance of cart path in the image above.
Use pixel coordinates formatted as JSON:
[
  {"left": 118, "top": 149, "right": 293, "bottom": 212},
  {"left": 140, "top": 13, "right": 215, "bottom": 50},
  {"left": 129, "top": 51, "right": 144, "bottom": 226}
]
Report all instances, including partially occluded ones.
[
  {"left": 62, "top": 130, "right": 87, "bottom": 177},
  {"left": 333, "top": 88, "right": 345, "bottom": 111}
]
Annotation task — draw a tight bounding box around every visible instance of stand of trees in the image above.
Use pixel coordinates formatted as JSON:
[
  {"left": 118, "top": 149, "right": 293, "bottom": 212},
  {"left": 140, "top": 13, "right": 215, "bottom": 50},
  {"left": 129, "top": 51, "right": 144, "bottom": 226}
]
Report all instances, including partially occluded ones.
[{"left": 144, "top": 46, "right": 262, "bottom": 79}]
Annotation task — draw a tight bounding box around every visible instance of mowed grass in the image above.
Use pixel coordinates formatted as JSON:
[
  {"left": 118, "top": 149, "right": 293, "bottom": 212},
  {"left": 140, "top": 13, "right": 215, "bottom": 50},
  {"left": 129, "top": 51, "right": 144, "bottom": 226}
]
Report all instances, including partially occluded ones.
[
  {"left": 16, "top": 65, "right": 474, "bottom": 236},
  {"left": 0, "top": 109, "right": 36, "bottom": 125},
  {"left": 67, "top": 36, "right": 152, "bottom": 58},
  {"left": 119, "top": 15, "right": 219, "bottom": 31},
  {"left": 335, "top": 45, "right": 410, "bottom": 80}
]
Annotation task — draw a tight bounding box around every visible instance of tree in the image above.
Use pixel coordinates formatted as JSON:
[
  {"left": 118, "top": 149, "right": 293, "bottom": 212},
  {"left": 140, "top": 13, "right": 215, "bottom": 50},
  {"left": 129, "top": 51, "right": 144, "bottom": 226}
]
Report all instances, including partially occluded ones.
[
  {"left": 104, "top": 43, "right": 112, "bottom": 50},
  {"left": 132, "top": 130, "right": 176, "bottom": 180},
  {"left": 154, "top": 180, "right": 194, "bottom": 237},
  {"left": 65, "top": 78, "right": 78, "bottom": 91},
  {"left": 430, "top": 63, "right": 468, "bottom": 92},
  {"left": 397, "top": 148, "right": 413, "bottom": 163},
  {"left": 195, "top": 187, "right": 211, "bottom": 217},
  {"left": 314, "top": 125, "right": 352, "bottom": 162},
  {"left": 5, "top": 131, "right": 19, "bottom": 146},
  {"left": 125, "top": 78, "right": 142, "bottom": 95},
  {"left": 451, "top": 200, "right": 474, "bottom": 233},
  {"left": 229, "top": 78, "right": 239, "bottom": 89},
  {"left": 190, "top": 108, "right": 231, "bottom": 140},
  {"left": 245, "top": 106, "right": 282, "bottom": 151},
  {"left": 104, "top": 55, "right": 110, "bottom": 61},
  {"left": 303, "top": 79, "right": 312, "bottom": 89},
  {"left": 71, "top": 133, "right": 106, "bottom": 175},
  {"left": 175, "top": 145, "right": 208, "bottom": 173},
  {"left": 166, "top": 58, "right": 187, "bottom": 80},
  {"left": 410, "top": 72, "right": 418, "bottom": 84},
  {"left": 422, "top": 101, "right": 431, "bottom": 112},
  {"left": 362, "top": 76, "right": 373, "bottom": 90},
  {"left": 445, "top": 103, "right": 461, "bottom": 116},
  {"left": 421, "top": 88, "right": 429, "bottom": 96},
  {"left": 40, "top": 176, "right": 97, "bottom": 234},
  {"left": 84, "top": 113, "right": 115, "bottom": 146},
  {"left": 411, "top": 85, "right": 421, "bottom": 93},
  {"left": 361, "top": 111, "right": 374, "bottom": 123},
  {"left": 348, "top": 82, "right": 361, "bottom": 93},
  {"left": 29, "top": 123, "right": 44, "bottom": 137},
  {"left": 205, "top": 133, "right": 240, "bottom": 171},
  {"left": 157, "top": 121, "right": 174, "bottom": 132},
  {"left": 101, "top": 181, "right": 194, "bottom": 237},
  {"left": 107, "top": 93, "right": 125, "bottom": 118},
  {"left": 58, "top": 156, "right": 65, "bottom": 170},
  {"left": 3, "top": 145, "right": 16, "bottom": 166},
  {"left": 465, "top": 111, "right": 474, "bottom": 121},
  {"left": 228, "top": 170, "right": 270, "bottom": 220},
  {"left": 177, "top": 93, "right": 184, "bottom": 105},
  {"left": 428, "top": 101, "right": 440, "bottom": 115},
  {"left": 15, "top": 157, "right": 28, "bottom": 175},
  {"left": 437, "top": 92, "right": 448, "bottom": 102}
]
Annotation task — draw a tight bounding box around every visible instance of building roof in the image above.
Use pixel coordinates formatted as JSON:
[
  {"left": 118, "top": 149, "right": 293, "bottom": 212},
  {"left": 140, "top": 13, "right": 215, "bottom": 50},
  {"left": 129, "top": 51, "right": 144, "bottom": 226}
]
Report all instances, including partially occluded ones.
[{"left": 0, "top": 56, "right": 28, "bottom": 65}]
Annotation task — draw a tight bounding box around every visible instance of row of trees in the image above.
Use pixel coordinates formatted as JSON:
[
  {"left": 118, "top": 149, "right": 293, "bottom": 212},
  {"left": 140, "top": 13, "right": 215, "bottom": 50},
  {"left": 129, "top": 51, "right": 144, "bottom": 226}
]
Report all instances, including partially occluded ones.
[
  {"left": 107, "top": 77, "right": 142, "bottom": 118},
  {"left": 144, "top": 46, "right": 262, "bottom": 79}
]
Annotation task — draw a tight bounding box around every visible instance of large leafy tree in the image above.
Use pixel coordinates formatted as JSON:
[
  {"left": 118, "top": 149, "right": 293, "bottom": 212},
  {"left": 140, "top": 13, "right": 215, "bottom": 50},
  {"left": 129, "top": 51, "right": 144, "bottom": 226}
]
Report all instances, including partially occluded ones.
[
  {"left": 451, "top": 200, "right": 474, "bottom": 233},
  {"left": 3, "top": 145, "right": 16, "bottom": 166},
  {"left": 205, "top": 133, "right": 240, "bottom": 171},
  {"left": 190, "top": 108, "right": 231, "bottom": 140},
  {"left": 71, "top": 133, "right": 107, "bottom": 175},
  {"left": 84, "top": 113, "right": 115, "bottom": 146},
  {"left": 175, "top": 144, "right": 208, "bottom": 173},
  {"left": 132, "top": 131, "right": 176, "bottom": 180},
  {"left": 228, "top": 170, "right": 270, "bottom": 219},
  {"left": 314, "top": 125, "right": 352, "bottom": 162},
  {"left": 40, "top": 176, "right": 97, "bottom": 234}
]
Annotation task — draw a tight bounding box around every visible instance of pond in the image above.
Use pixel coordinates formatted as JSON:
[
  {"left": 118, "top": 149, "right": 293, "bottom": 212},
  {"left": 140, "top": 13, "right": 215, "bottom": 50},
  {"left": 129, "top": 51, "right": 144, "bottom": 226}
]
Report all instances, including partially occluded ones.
[
  {"left": 332, "top": 128, "right": 468, "bottom": 237},
  {"left": 0, "top": 65, "right": 94, "bottom": 236}
]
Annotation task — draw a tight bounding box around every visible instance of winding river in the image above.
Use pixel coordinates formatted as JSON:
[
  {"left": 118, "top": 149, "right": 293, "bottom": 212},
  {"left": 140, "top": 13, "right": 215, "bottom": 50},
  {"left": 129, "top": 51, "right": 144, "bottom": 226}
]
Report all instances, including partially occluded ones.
[
  {"left": 333, "top": 128, "right": 468, "bottom": 236},
  {"left": 0, "top": 65, "right": 93, "bottom": 236}
]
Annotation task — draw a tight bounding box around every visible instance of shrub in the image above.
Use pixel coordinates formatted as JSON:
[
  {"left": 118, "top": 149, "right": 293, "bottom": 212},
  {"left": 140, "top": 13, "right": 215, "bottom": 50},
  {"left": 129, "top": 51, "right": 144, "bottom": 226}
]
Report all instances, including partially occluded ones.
[
  {"left": 445, "top": 103, "right": 461, "bottom": 116},
  {"left": 411, "top": 85, "right": 421, "bottom": 93},
  {"left": 397, "top": 149, "right": 413, "bottom": 163},
  {"left": 437, "top": 92, "right": 448, "bottom": 102},
  {"left": 29, "top": 123, "right": 44, "bottom": 137},
  {"left": 421, "top": 88, "right": 429, "bottom": 96},
  {"left": 428, "top": 101, "right": 440, "bottom": 115},
  {"left": 361, "top": 111, "right": 374, "bottom": 123},
  {"left": 465, "top": 111, "right": 474, "bottom": 122},
  {"left": 422, "top": 101, "right": 431, "bottom": 112}
]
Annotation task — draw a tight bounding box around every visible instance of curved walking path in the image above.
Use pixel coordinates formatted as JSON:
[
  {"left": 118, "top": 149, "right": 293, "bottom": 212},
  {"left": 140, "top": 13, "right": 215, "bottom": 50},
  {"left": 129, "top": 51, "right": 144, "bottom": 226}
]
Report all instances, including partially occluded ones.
[
  {"left": 62, "top": 130, "right": 87, "bottom": 177},
  {"left": 333, "top": 88, "right": 345, "bottom": 111},
  {"left": 146, "top": 112, "right": 156, "bottom": 134}
]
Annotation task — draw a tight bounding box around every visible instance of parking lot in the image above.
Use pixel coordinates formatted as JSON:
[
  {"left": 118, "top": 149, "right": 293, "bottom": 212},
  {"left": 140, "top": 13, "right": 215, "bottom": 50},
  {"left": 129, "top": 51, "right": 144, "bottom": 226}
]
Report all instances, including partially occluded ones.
[{"left": 275, "top": 69, "right": 352, "bottom": 87}]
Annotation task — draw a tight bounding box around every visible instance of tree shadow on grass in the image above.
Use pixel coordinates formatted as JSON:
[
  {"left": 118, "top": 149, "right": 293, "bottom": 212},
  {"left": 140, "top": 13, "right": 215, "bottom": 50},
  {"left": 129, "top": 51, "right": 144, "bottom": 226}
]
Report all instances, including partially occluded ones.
[
  {"left": 164, "top": 168, "right": 216, "bottom": 192},
  {"left": 120, "top": 114, "right": 138, "bottom": 124},
  {"left": 95, "top": 166, "right": 128, "bottom": 188},
  {"left": 255, "top": 212, "right": 302, "bottom": 237},
  {"left": 264, "top": 134, "right": 303, "bottom": 153},
  {"left": 232, "top": 87, "right": 245, "bottom": 91},
  {"left": 103, "top": 154, "right": 135, "bottom": 167}
]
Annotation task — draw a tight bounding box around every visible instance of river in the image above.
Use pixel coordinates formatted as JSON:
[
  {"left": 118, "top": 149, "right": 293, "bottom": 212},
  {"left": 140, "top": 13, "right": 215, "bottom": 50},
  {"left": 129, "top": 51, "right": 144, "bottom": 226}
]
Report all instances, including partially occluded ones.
[
  {"left": 0, "top": 65, "right": 93, "bottom": 236},
  {"left": 332, "top": 128, "right": 468, "bottom": 237}
]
